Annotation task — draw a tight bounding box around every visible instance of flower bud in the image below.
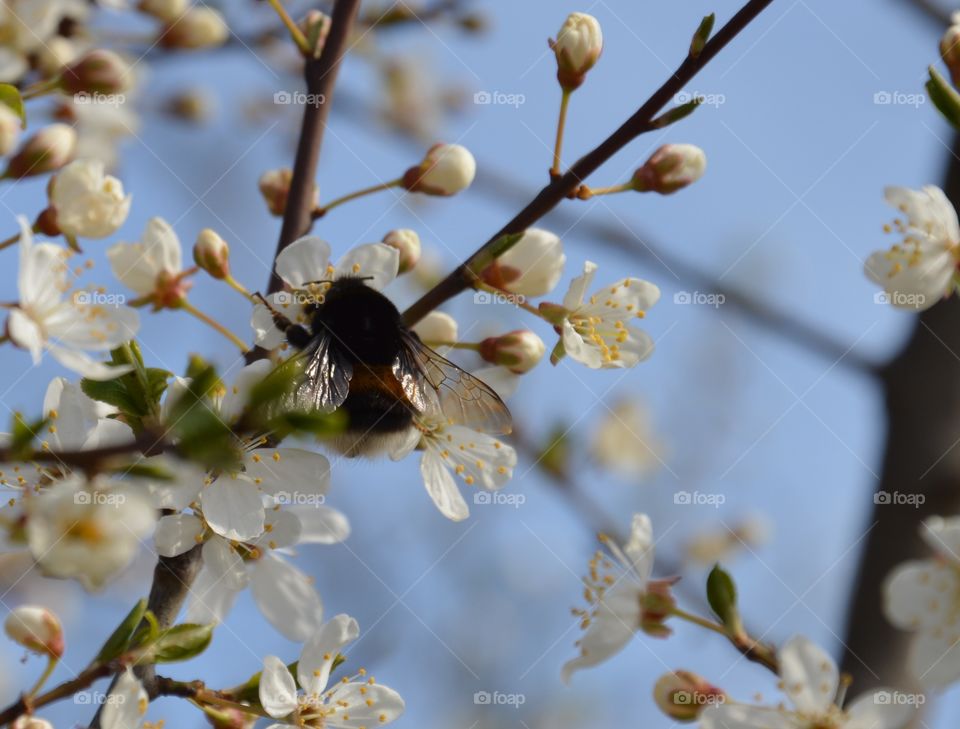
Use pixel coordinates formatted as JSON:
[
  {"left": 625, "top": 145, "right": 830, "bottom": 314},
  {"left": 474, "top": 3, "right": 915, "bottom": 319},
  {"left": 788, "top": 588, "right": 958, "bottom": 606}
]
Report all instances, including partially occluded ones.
[
  {"left": 203, "top": 705, "right": 257, "bottom": 729},
  {"left": 550, "top": 13, "right": 602, "bottom": 90},
  {"left": 4, "top": 605, "right": 64, "bottom": 658},
  {"left": 12, "top": 717, "right": 54, "bottom": 729},
  {"left": 37, "top": 36, "right": 79, "bottom": 77},
  {"left": 0, "top": 104, "right": 22, "bottom": 156},
  {"left": 640, "top": 579, "right": 677, "bottom": 638},
  {"left": 632, "top": 144, "right": 706, "bottom": 195},
  {"left": 480, "top": 330, "right": 545, "bottom": 374},
  {"left": 653, "top": 671, "right": 726, "bottom": 722},
  {"left": 481, "top": 228, "right": 565, "bottom": 297},
  {"left": 298, "top": 10, "right": 331, "bottom": 59},
  {"left": 412, "top": 311, "right": 458, "bottom": 346},
  {"left": 382, "top": 229, "right": 421, "bottom": 274},
  {"left": 5, "top": 124, "right": 77, "bottom": 179},
  {"left": 194, "top": 228, "right": 230, "bottom": 279},
  {"left": 402, "top": 143, "right": 476, "bottom": 196},
  {"left": 259, "top": 168, "right": 318, "bottom": 216},
  {"left": 138, "top": 0, "right": 187, "bottom": 22},
  {"left": 160, "top": 7, "right": 229, "bottom": 49},
  {"left": 60, "top": 49, "right": 131, "bottom": 96},
  {"left": 163, "top": 88, "right": 213, "bottom": 123}
]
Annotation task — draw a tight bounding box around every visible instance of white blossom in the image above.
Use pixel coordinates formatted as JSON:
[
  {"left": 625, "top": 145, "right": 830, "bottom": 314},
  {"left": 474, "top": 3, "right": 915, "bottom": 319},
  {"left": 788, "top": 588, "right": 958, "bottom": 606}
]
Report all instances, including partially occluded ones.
[
  {"left": 4, "top": 604, "right": 63, "bottom": 657},
  {"left": 883, "top": 515, "right": 960, "bottom": 688},
  {"left": 700, "top": 636, "right": 914, "bottom": 729},
  {"left": 552, "top": 13, "right": 602, "bottom": 87},
  {"left": 865, "top": 185, "right": 960, "bottom": 311},
  {"left": 7, "top": 218, "right": 139, "bottom": 380},
  {"left": 49, "top": 159, "right": 131, "bottom": 240},
  {"left": 547, "top": 261, "right": 659, "bottom": 369},
  {"left": 24, "top": 476, "right": 155, "bottom": 591},
  {"left": 259, "top": 614, "right": 405, "bottom": 729},
  {"left": 101, "top": 667, "right": 148, "bottom": 729},
  {"left": 391, "top": 415, "right": 516, "bottom": 522},
  {"left": 562, "top": 513, "right": 668, "bottom": 683},
  {"left": 590, "top": 398, "right": 664, "bottom": 479},
  {"left": 402, "top": 143, "right": 476, "bottom": 196},
  {"left": 107, "top": 217, "right": 189, "bottom": 308}
]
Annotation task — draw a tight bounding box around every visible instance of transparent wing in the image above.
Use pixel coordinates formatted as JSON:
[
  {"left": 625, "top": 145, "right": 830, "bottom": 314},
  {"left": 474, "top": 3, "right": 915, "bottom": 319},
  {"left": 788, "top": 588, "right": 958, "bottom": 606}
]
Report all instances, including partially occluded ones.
[
  {"left": 394, "top": 331, "right": 512, "bottom": 434},
  {"left": 290, "top": 331, "right": 353, "bottom": 413}
]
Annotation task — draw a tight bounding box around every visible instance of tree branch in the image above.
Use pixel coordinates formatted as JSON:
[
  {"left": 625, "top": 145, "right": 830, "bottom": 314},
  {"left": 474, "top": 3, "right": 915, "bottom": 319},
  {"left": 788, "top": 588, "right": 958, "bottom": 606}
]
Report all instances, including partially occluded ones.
[
  {"left": 400, "top": 0, "right": 777, "bottom": 326},
  {"left": 267, "top": 0, "right": 363, "bottom": 294}
]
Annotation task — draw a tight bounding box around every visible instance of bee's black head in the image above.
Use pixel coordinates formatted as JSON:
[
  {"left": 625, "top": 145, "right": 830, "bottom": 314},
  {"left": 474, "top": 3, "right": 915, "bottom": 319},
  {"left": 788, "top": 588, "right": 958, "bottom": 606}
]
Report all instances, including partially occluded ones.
[{"left": 312, "top": 277, "right": 403, "bottom": 364}]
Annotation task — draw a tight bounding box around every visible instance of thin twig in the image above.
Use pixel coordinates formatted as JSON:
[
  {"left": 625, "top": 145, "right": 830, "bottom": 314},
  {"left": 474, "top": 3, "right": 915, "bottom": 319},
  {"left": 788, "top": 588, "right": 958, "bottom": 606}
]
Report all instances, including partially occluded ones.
[
  {"left": 400, "top": 0, "right": 777, "bottom": 326},
  {"left": 267, "top": 0, "right": 363, "bottom": 294}
]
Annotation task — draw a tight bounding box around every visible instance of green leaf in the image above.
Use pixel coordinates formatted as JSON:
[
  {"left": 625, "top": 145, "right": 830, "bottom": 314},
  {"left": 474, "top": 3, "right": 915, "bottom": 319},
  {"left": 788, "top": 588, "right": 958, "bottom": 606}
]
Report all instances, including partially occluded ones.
[
  {"left": 80, "top": 377, "right": 142, "bottom": 415},
  {"left": 0, "top": 84, "right": 25, "bottom": 126},
  {"left": 271, "top": 409, "right": 347, "bottom": 439},
  {"left": 651, "top": 98, "right": 701, "bottom": 129},
  {"left": 113, "top": 462, "right": 175, "bottom": 480},
  {"left": 95, "top": 598, "right": 148, "bottom": 664},
  {"left": 149, "top": 623, "right": 214, "bottom": 663},
  {"left": 927, "top": 66, "right": 960, "bottom": 130},
  {"left": 689, "top": 14, "right": 715, "bottom": 58},
  {"left": 8, "top": 412, "right": 49, "bottom": 457},
  {"left": 706, "top": 564, "right": 739, "bottom": 629},
  {"left": 80, "top": 342, "right": 171, "bottom": 427}
]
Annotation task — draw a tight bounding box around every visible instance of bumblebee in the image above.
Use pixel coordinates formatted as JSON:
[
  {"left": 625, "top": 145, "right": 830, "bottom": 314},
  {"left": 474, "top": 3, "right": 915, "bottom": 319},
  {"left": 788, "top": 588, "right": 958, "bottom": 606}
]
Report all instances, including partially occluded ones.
[{"left": 259, "top": 277, "right": 512, "bottom": 457}]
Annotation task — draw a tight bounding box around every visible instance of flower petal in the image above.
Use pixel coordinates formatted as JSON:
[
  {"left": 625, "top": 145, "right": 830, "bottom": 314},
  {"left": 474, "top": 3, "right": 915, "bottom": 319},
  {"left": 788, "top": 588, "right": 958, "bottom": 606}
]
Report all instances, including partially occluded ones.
[
  {"left": 250, "top": 553, "right": 323, "bottom": 641},
  {"left": 259, "top": 655, "right": 299, "bottom": 719},
  {"left": 778, "top": 635, "right": 838, "bottom": 714},
  {"left": 334, "top": 243, "right": 399, "bottom": 291},
  {"left": 154, "top": 513, "right": 204, "bottom": 557},
  {"left": 275, "top": 236, "right": 332, "bottom": 288},
  {"left": 297, "top": 613, "right": 360, "bottom": 695}
]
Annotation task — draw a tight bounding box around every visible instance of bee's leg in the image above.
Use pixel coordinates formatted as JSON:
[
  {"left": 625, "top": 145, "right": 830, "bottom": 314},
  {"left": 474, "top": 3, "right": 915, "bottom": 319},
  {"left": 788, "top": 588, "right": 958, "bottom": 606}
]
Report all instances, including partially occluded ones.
[{"left": 252, "top": 292, "right": 313, "bottom": 350}]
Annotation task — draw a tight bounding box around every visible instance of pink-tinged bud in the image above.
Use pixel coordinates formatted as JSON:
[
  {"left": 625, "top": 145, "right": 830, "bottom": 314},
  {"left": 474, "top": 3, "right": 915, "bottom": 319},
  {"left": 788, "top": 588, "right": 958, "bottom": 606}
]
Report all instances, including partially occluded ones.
[
  {"left": 550, "top": 13, "right": 602, "bottom": 90},
  {"left": 632, "top": 144, "right": 706, "bottom": 195},
  {"left": 654, "top": 671, "right": 726, "bottom": 722},
  {"left": 640, "top": 578, "right": 677, "bottom": 638},
  {"left": 259, "top": 168, "right": 318, "bottom": 216},
  {"left": 154, "top": 269, "right": 193, "bottom": 309},
  {"left": 203, "top": 705, "right": 257, "bottom": 729},
  {"left": 481, "top": 228, "right": 565, "bottom": 297},
  {"left": 403, "top": 143, "right": 476, "bottom": 196},
  {"left": 194, "top": 228, "right": 230, "bottom": 279},
  {"left": 0, "top": 104, "right": 22, "bottom": 156},
  {"left": 480, "top": 330, "right": 546, "bottom": 374},
  {"left": 59, "top": 49, "right": 131, "bottom": 96},
  {"left": 159, "top": 7, "right": 229, "bottom": 49},
  {"left": 298, "top": 10, "right": 332, "bottom": 59},
  {"left": 12, "top": 716, "right": 54, "bottom": 729},
  {"left": 5, "top": 124, "right": 77, "bottom": 179},
  {"left": 4, "top": 605, "right": 64, "bottom": 658},
  {"left": 382, "top": 229, "right": 421, "bottom": 273},
  {"left": 943, "top": 20, "right": 960, "bottom": 87},
  {"left": 138, "top": 0, "right": 187, "bottom": 22}
]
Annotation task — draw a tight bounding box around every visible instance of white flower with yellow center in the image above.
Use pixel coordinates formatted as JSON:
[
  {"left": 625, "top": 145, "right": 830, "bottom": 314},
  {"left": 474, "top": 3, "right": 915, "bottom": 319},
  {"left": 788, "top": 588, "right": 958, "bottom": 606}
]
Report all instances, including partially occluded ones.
[
  {"left": 865, "top": 186, "right": 960, "bottom": 311},
  {"left": 589, "top": 398, "right": 664, "bottom": 479},
  {"left": 700, "top": 636, "right": 914, "bottom": 729},
  {"left": 152, "top": 362, "right": 349, "bottom": 641},
  {"left": 562, "top": 513, "right": 670, "bottom": 683},
  {"left": 23, "top": 475, "right": 156, "bottom": 591},
  {"left": 545, "top": 261, "right": 659, "bottom": 369},
  {"left": 107, "top": 217, "right": 192, "bottom": 309},
  {"left": 391, "top": 414, "right": 516, "bottom": 522},
  {"left": 7, "top": 217, "right": 140, "bottom": 380},
  {"left": 883, "top": 515, "right": 960, "bottom": 689},
  {"left": 252, "top": 236, "right": 399, "bottom": 349},
  {"left": 49, "top": 159, "right": 132, "bottom": 241},
  {"left": 259, "top": 614, "right": 405, "bottom": 729}
]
